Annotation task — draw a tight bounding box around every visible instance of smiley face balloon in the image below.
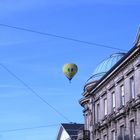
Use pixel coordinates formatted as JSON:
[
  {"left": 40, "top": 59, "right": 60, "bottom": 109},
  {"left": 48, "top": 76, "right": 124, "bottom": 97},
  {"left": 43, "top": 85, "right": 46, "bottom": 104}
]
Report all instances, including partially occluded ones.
[{"left": 62, "top": 63, "right": 78, "bottom": 82}]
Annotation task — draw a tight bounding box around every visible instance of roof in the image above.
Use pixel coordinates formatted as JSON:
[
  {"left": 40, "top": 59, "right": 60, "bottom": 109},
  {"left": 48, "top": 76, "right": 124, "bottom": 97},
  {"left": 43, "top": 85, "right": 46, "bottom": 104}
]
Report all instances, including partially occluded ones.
[
  {"left": 56, "top": 123, "right": 84, "bottom": 140},
  {"left": 86, "top": 53, "right": 125, "bottom": 83},
  {"left": 90, "top": 43, "right": 140, "bottom": 94},
  {"left": 61, "top": 123, "right": 83, "bottom": 139},
  {"left": 88, "top": 27, "right": 140, "bottom": 93}
]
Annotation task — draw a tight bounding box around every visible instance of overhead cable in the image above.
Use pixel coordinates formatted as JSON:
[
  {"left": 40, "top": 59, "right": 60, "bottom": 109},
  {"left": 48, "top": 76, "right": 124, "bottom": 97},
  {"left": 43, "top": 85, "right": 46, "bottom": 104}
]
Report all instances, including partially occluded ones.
[
  {"left": 0, "top": 63, "right": 71, "bottom": 122},
  {"left": 0, "top": 23, "right": 126, "bottom": 51},
  {"left": 0, "top": 124, "right": 58, "bottom": 133}
]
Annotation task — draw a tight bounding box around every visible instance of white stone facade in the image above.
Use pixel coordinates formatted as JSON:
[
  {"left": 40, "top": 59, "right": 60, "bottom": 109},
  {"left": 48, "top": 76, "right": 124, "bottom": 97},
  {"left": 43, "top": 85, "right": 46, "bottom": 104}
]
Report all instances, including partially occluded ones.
[{"left": 79, "top": 38, "right": 140, "bottom": 140}]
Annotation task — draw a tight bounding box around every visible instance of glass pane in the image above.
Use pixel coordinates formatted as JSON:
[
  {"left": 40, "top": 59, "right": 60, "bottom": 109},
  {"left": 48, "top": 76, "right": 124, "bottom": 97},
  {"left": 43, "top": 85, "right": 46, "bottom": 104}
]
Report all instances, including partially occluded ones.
[
  {"left": 104, "top": 98, "right": 107, "bottom": 115},
  {"left": 104, "top": 135, "right": 107, "bottom": 140},
  {"left": 97, "top": 104, "right": 100, "bottom": 122},
  {"left": 120, "top": 125, "right": 125, "bottom": 140},
  {"left": 130, "top": 120, "right": 135, "bottom": 140},
  {"left": 130, "top": 77, "right": 135, "bottom": 99},
  {"left": 120, "top": 85, "right": 125, "bottom": 106},
  {"left": 112, "top": 92, "right": 115, "bottom": 109},
  {"left": 112, "top": 131, "right": 115, "bottom": 140}
]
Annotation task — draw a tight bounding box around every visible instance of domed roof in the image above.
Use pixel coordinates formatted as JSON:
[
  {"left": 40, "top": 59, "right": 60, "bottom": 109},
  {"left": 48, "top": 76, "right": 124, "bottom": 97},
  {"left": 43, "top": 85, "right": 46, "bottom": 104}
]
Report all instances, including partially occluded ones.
[{"left": 87, "top": 53, "right": 125, "bottom": 83}]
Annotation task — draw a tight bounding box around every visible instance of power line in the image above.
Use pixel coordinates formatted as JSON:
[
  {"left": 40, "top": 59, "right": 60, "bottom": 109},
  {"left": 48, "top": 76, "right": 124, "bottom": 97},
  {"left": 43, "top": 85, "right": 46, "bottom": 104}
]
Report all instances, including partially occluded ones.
[
  {"left": 0, "top": 23, "right": 127, "bottom": 52},
  {"left": 0, "top": 124, "right": 58, "bottom": 133},
  {"left": 0, "top": 63, "right": 71, "bottom": 122}
]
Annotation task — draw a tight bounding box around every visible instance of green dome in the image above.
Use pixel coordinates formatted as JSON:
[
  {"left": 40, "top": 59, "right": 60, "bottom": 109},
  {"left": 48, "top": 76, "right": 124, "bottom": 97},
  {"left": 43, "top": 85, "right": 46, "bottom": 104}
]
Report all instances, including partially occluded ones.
[{"left": 87, "top": 53, "right": 125, "bottom": 83}]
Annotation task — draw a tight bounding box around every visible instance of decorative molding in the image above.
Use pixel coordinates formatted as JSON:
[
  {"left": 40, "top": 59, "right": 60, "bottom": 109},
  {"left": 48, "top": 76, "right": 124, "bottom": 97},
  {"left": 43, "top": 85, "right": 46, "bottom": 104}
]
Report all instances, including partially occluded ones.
[
  {"left": 116, "top": 75, "right": 124, "bottom": 84},
  {"left": 125, "top": 67, "right": 134, "bottom": 76},
  {"left": 100, "top": 91, "right": 107, "bottom": 97},
  {"left": 108, "top": 83, "right": 115, "bottom": 91},
  {"left": 92, "top": 98, "right": 140, "bottom": 133},
  {"left": 94, "top": 96, "right": 100, "bottom": 102},
  {"left": 135, "top": 60, "right": 140, "bottom": 68}
]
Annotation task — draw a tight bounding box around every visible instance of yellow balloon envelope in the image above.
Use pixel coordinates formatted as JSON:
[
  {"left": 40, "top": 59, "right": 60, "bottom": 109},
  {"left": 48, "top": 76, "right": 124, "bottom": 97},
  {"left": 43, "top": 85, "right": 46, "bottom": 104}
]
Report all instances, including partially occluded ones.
[{"left": 62, "top": 63, "right": 78, "bottom": 81}]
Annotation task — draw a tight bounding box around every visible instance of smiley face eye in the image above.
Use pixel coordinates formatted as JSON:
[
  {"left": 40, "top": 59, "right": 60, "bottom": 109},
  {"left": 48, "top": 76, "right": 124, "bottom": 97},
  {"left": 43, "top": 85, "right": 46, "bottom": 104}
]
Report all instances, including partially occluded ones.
[{"left": 71, "top": 68, "right": 73, "bottom": 72}]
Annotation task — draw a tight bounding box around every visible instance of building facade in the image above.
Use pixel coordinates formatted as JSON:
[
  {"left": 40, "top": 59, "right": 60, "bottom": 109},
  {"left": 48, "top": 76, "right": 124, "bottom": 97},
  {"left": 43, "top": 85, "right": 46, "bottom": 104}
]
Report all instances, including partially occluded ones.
[{"left": 78, "top": 30, "right": 140, "bottom": 140}]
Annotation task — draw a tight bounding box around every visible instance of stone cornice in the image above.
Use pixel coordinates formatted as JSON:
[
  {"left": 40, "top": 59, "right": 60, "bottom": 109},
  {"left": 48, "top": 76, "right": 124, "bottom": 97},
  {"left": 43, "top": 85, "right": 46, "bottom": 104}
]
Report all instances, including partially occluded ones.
[{"left": 79, "top": 97, "right": 90, "bottom": 106}]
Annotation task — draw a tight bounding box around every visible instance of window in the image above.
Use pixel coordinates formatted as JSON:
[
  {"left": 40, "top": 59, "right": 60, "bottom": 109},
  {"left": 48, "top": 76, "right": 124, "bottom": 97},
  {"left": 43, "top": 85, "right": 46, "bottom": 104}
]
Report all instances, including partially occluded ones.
[
  {"left": 96, "top": 103, "right": 100, "bottom": 122},
  {"left": 130, "top": 77, "right": 135, "bottom": 99},
  {"left": 85, "top": 113, "right": 89, "bottom": 130},
  {"left": 111, "top": 130, "right": 115, "bottom": 140},
  {"left": 130, "top": 120, "right": 135, "bottom": 140},
  {"left": 120, "top": 125, "right": 125, "bottom": 140},
  {"left": 112, "top": 92, "right": 116, "bottom": 111},
  {"left": 104, "top": 135, "right": 107, "bottom": 140},
  {"left": 120, "top": 85, "right": 125, "bottom": 106},
  {"left": 104, "top": 98, "right": 107, "bottom": 116}
]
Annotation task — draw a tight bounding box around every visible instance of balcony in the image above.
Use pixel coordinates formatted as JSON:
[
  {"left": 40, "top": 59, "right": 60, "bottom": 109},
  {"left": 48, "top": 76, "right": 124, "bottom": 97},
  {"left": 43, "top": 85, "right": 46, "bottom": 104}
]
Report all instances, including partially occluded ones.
[{"left": 77, "top": 130, "right": 90, "bottom": 140}]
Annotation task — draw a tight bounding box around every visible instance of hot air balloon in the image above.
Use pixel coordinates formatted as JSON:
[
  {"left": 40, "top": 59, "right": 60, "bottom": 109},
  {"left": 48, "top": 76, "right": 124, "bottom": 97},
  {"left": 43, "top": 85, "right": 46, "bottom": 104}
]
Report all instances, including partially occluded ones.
[{"left": 62, "top": 63, "right": 78, "bottom": 82}]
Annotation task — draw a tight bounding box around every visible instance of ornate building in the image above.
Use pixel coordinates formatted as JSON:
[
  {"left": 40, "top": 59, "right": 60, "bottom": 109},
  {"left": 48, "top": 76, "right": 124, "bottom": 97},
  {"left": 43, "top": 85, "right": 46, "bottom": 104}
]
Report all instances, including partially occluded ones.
[{"left": 78, "top": 29, "right": 140, "bottom": 140}]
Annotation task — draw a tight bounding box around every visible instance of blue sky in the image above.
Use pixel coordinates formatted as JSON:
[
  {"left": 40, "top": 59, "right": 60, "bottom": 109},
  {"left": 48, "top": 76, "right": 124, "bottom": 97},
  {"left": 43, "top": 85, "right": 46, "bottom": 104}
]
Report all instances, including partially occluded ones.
[{"left": 0, "top": 0, "right": 140, "bottom": 140}]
